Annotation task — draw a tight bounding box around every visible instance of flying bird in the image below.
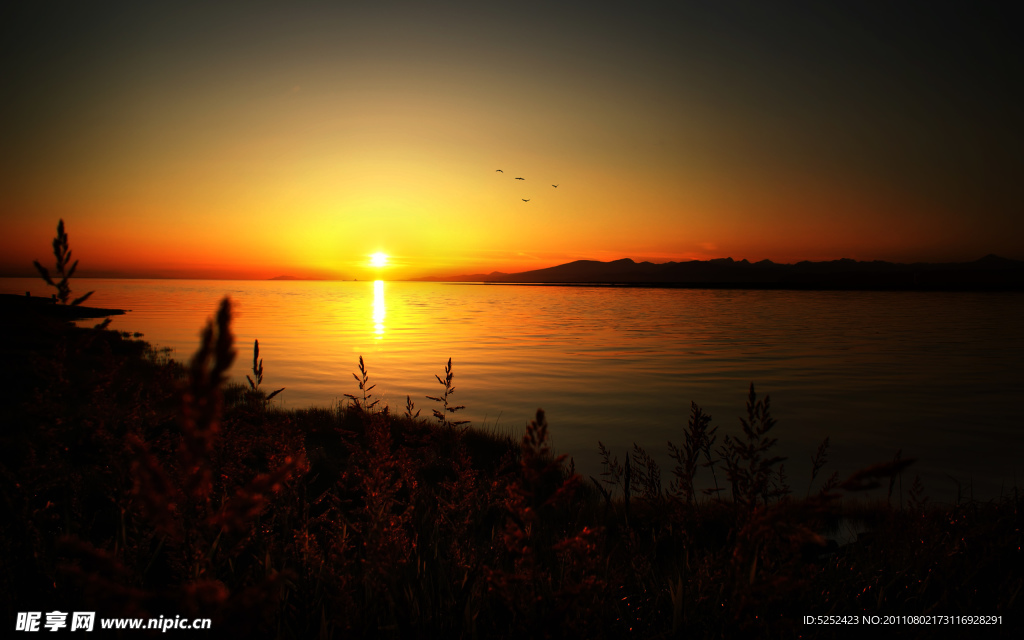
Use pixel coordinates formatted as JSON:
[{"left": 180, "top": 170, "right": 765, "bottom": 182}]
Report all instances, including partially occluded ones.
[
  {"left": 495, "top": 169, "right": 503, "bottom": 172},
  {"left": 515, "top": 177, "right": 525, "bottom": 180},
  {"left": 552, "top": 184, "right": 559, "bottom": 188},
  {"left": 522, "top": 199, "right": 530, "bottom": 202}
]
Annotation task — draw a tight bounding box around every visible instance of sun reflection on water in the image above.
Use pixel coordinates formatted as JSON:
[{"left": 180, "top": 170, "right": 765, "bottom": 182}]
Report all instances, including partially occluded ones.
[{"left": 373, "top": 280, "right": 386, "bottom": 337}]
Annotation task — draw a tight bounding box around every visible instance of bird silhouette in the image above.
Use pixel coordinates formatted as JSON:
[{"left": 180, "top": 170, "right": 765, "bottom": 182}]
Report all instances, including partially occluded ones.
[
  {"left": 495, "top": 169, "right": 503, "bottom": 172},
  {"left": 515, "top": 177, "right": 525, "bottom": 180},
  {"left": 522, "top": 199, "right": 530, "bottom": 202},
  {"left": 552, "top": 184, "right": 559, "bottom": 188}
]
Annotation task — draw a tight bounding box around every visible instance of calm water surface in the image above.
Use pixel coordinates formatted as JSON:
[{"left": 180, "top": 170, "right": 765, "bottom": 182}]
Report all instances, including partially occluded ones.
[{"left": 6, "top": 277, "right": 1023, "bottom": 501}]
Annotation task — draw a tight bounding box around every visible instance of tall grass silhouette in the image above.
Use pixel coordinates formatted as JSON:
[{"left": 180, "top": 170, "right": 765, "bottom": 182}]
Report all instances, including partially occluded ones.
[
  {"left": 245, "top": 339, "right": 285, "bottom": 408},
  {"left": 33, "top": 219, "right": 94, "bottom": 306},
  {"left": 426, "top": 357, "right": 468, "bottom": 428},
  {"left": 344, "top": 355, "right": 379, "bottom": 412}
]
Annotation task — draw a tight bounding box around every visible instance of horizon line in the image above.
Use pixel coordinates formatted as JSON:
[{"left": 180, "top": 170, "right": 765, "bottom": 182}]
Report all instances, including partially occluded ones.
[{"left": 1, "top": 252, "right": 1019, "bottom": 282}]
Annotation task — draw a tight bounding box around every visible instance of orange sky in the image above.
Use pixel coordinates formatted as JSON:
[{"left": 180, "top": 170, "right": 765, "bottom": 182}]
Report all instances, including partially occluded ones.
[{"left": 2, "top": 1, "right": 1022, "bottom": 280}]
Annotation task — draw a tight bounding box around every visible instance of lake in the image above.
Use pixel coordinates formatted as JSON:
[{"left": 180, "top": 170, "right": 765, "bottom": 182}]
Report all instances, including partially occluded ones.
[{"left": 5, "top": 277, "right": 1023, "bottom": 502}]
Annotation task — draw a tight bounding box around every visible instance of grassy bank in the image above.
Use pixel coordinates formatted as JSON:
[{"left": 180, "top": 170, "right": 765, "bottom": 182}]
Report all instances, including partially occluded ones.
[{"left": 1, "top": 298, "right": 1020, "bottom": 638}]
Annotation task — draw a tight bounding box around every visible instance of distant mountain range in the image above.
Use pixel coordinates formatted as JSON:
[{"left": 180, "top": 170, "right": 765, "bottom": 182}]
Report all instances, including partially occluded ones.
[{"left": 414, "top": 255, "right": 1024, "bottom": 290}]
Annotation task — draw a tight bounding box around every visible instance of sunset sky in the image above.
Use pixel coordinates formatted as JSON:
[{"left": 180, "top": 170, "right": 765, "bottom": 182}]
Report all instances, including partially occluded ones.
[{"left": 2, "top": 1, "right": 1021, "bottom": 280}]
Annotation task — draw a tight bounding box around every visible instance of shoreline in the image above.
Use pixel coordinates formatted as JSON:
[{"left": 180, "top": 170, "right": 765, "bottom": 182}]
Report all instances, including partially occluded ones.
[{"left": 0, "top": 293, "right": 127, "bottom": 318}]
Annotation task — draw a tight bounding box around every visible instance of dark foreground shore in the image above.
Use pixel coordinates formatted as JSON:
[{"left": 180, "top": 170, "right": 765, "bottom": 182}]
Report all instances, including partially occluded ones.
[
  {"left": 0, "top": 293, "right": 126, "bottom": 319},
  {"left": 1, "top": 299, "right": 1020, "bottom": 638}
]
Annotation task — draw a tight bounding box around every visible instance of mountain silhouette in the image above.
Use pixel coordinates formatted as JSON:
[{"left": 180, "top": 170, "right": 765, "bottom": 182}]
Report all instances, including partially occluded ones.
[{"left": 419, "top": 256, "right": 1024, "bottom": 290}]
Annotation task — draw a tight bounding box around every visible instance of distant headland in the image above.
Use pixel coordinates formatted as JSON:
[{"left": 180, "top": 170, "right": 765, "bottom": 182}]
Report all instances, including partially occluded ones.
[{"left": 415, "top": 255, "right": 1024, "bottom": 291}]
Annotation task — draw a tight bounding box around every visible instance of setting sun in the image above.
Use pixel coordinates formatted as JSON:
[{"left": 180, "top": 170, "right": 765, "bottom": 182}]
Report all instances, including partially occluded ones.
[{"left": 369, "top": 252, "right": 389, "bottom": 268}]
